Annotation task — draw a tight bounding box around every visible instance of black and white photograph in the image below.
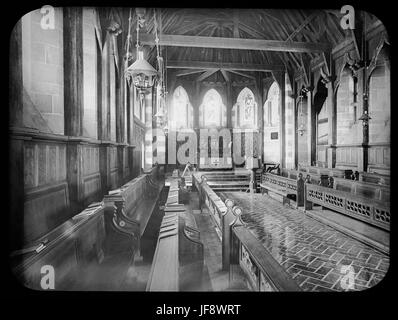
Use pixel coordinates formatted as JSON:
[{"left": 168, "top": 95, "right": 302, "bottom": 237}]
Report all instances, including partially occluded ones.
[{"left": 8, "top": 4, "right": 391, "bottom": 297}]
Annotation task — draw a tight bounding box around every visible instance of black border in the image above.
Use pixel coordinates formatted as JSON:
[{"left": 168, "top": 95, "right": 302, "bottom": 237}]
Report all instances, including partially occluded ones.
[{"left": 5, "top": 0, "right": 395, "bottom": 317}]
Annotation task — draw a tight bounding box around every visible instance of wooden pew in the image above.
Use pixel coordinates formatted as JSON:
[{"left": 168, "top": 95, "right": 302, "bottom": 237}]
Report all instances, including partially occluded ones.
[
  {"left": 11, "top": 202, "right": 135, "bottom": 290},
  {"left": 281, "top": 168, "right": 328, "bottom": 186},
  {"left": 359, "top": 171, "right": 390, "bottom": 186},
  {"left": 304, "top": 183, "right": 390, "bottom": 231},
  {"left": 146, "top": 182, "right": 204, "bottom": 291},
  {"left": 221, "top": 199, "right": 302, "bottom": 291},
  {"left": 103, "top": 165, "right": 163, "bottom": 258},
  {"left": 259, "top": 172, "right": 305, "bottom": 208},
  {"left": 298, "top": 165, "right": 352, "bottom": 180},
  {"left": 331, "top": 177, "right": 390, "bottom": 203}
]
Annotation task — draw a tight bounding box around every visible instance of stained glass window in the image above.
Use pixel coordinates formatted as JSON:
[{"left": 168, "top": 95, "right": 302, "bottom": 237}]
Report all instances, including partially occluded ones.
[
  {"left": 200, "top": 89, "right": 226, "bottom": 127},
  {"left": 234, "top": 87, "right": 257, "bottom": 128},
  {"left": 170, "top": 86, "right": 192, "bottom": 129}
]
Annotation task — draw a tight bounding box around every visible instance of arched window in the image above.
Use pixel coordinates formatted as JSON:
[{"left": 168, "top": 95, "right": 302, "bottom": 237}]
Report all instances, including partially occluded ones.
[
  {"left": 199, "top": 89, "right": 226, "bottom": 128},
  {"left": 264, "top": 82, "right": 280, "bottom": 127},
  {"left": 169, "top": 86, "right": 193, "bottom": 129},
  {"left": 263, "top": 82, "right": 280, "bottom": 164},
  {"left": 336, "top": 67, "right": 358, "bottom": 145},
  {"left": 369, "top": 50, "right": 390, "bottom": 144},
  {"left": 285, "top": 75, "right": 295, "bottom": 169},
  {"left": 233, "top": 87, "right": 257, "bottom": 128}
]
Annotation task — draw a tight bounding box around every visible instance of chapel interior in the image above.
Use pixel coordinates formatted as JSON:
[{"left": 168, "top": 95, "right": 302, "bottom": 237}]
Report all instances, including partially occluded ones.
[{"left": 9, "top": 7, "right": 390, "bottom": 292}]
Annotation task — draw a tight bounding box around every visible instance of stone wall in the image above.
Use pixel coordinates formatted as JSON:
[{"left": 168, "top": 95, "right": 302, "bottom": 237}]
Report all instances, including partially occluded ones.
[
  {"left": 21, "top": 8, "right": 64, "bottom": 134},
  {"left": 82, "top": 8, "right": 98, "bottom": 139}
]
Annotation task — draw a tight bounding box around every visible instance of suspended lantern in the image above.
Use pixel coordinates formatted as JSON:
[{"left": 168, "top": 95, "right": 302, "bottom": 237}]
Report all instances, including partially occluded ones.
[{"left": 125, "top": 8, "right": 157, "bottom": 93}]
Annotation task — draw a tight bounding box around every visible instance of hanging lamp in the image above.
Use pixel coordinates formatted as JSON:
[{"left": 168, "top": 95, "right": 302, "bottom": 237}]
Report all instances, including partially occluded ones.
[{"left": 125, "top": 8, "right": 157, "bottom": 92}]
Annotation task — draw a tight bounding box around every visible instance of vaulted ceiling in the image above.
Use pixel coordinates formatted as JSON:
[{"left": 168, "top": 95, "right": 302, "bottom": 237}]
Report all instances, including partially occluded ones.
[{"left": 99, "top": 8, "right": 380, "bottom": 82}]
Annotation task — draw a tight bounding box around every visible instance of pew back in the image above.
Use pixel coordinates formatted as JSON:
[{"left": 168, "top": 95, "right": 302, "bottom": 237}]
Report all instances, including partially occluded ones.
[
  {"left": 305, "top": 183, "right": 390, "bottom": 231},
  {"left": 12, "top": 204, "right": 108, "bottom": 290}
]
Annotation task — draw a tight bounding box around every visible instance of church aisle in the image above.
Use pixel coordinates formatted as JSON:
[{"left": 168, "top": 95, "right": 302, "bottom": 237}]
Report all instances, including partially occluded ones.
[
  {"left": 221, "top": 192, "right": 389, "bottom": 292},
  {"left": 186, "top": 192, "right": 249, "bottom": 291}
]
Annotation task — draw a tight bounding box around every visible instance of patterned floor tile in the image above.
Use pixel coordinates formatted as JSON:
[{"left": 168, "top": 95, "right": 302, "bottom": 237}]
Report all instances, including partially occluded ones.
[{"left": 222, "top": 192, "right": 389, "bottom": 292}]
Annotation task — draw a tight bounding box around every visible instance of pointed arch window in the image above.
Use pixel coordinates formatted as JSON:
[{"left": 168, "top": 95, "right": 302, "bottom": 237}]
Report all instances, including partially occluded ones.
[
  {"left": 199, "top": 89, "right": 226, "bottom": 128},
  {"left": 233, "top": 87, "right": 257, "bottom": 128},
  {"left": 170, "top": 86, "right": 193, "bottom": 129}
]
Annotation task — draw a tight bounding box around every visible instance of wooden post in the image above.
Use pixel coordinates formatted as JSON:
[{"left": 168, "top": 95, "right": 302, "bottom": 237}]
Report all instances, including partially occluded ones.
[
  {"left": 64, "top": 7, "right": 83, "bottom": 137},
  {"left": 63, "top": 8, "right": 84, "bottom": 214},
  {"left": 9, "top": 21, "right": 24, "bottom": 250},
  {"left": 273, "top": 71, "right": 286, "bottom": 168},
  {"left": 222, "top": 199, "right": 235, "bottom": 271},
  {"left": 9, "top": 20, "right": 23, "bottom": 128},
  {"left": 306, "top": 89, "right": 316, "bottom": 165},
  {"left": 296, "top": 173, "right": 304, "bottom": 207},
  {"left": 326, "top": 81, "right": 336, "bottom": 168}
]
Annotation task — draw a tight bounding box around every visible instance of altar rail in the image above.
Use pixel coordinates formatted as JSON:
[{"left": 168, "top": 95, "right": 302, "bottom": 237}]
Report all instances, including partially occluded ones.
[
  {"left": 11, "top": 202, "right": 134, "bottom": 290},
  {"left": 304, "top": 183, "right": 390, "bottom": 231},
  {"left": 260, "top": 173, "right": 304, "bottom": 207},
  {"left": 221, "top": 200, "right": 301, "bottom": 291},
  {"left": 103, "top": 165, "right": 162, "bottom": 256}
]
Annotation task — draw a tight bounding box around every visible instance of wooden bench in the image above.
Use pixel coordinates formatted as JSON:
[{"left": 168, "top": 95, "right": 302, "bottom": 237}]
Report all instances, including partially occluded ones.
[
  {"left": 281, "top": 168, "right": 328, "bottom": 186},
  {"left": 259, "top": 173, "right": 304, "bottom": 207},
  {"left": 359, "top": 171, "right": 390, "bottom": 186},
  {"left": 299, "top": 165, "right": 352, "bottom": 180},
  {"left": 331, "top": 176, "right": 390, "bottom": 203},
  {"left": 11, "top": 202, "right": 135, "bottom": 290},
  {"left": 304, "top": 183, "right": 390, "bottom": 231},
  {"left": 103, "top": 165, "right": 163, "bottom": 257},
  {"left": 146, "top": 183, "right": 204, "bottom": 291}
]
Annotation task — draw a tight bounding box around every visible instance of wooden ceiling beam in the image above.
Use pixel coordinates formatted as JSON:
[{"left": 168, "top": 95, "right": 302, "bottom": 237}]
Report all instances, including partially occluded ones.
[
  {"left": 196, "top": 69, "right": 219, "bottom": 81},
  {"left": 166, "top": 60, "right": 285, "bottom": 72},
  {"left": 220, "top": 69, "right": 230, "bottom": 82},
  {"left": 175, "top": 69, "right": 207, "bottom": 77},
  {"left": 137, "top": 33, "right": 331, "bottom": 53},
  {"left": 228, "top": 70, "right": 255, "bottom": 80}
]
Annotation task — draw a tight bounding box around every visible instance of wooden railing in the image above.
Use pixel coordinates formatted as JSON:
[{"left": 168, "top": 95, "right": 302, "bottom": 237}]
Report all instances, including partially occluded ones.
[
  {"left": 193, "top": 173, "right": 227, "bottom": 229},
  {"left": 304, "top": 183, "right": 390, "bottom": 231},
  {"left": 221, "top": 199, "right": 301, "bottom": 291}
]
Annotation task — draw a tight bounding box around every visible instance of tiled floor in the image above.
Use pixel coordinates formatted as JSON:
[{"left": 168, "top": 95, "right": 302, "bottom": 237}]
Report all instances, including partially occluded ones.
[{"left": 222, "top": 192, "right": 389, "bottom": 292}]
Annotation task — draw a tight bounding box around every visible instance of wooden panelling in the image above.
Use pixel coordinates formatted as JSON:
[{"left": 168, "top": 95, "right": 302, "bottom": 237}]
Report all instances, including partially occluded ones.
[
  {"left": 336, "top": 146, "right": 359, "bottom": 168},
  {"left": 109, "top": 146, "right": 119, "bottom": 189},
  {"left": 368, "top": 144, "right": 390, "bottom": 174},
  {"left": 24, "top": 182, "right": 70, "bottom": 243},
  {"left": 81, "top": 145, "right": 102, "bottom": 205},
  {"left": 24, "top": 141, "right": 67, "bottom": 189}
]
